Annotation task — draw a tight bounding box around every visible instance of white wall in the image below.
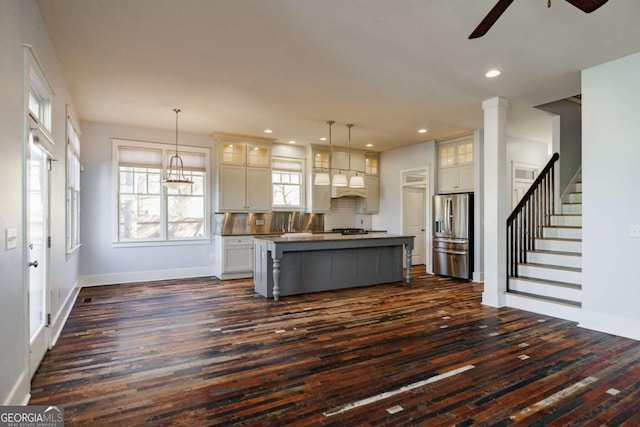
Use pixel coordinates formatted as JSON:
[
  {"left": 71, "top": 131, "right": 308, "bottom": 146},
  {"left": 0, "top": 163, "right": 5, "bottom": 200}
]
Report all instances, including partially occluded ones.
[
  {"left": 506, "top": 136, "right": 551, "bottom": 206},
  {"left": 0, "top": 0, "right": 80, "bottom": 404},
  {"left": 376, "top": 142, "right": 436, "bottom": 234},
  {"left": 375, "top": 141, "right": 436, "bottom": 270},
  {"left": 78, "top": 121, "right": 219, "bottom": 285},
  {"left": 536, "top": 99, "right": 582, "bottom": 194},
  {"left": 580, "top": 52, "right": 640, "bottom": 340}
]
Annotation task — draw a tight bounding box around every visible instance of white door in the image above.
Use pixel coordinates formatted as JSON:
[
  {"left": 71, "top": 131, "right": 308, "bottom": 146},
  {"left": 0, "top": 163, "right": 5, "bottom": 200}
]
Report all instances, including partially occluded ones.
[
  {"left": 512, "top": 163, "right": 539, "bottom": 209},
  {"left": 27, "top": 136, "right": 50, "bottom": 378},
  {"left": 403, "top": 186, "right": 426, "bottom": 265}
]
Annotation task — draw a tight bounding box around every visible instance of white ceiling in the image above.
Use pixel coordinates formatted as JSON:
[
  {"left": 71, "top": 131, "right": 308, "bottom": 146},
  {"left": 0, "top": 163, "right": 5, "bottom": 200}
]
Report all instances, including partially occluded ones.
[{"left": 37, "top": 0, "right": 640, "bottom": 152}]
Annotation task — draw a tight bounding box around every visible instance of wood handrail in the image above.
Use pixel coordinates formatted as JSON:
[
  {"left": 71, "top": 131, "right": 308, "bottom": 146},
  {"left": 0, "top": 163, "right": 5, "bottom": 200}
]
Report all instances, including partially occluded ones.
[{"left": 506, "top": 153, "right": 559, "bottom": 288}]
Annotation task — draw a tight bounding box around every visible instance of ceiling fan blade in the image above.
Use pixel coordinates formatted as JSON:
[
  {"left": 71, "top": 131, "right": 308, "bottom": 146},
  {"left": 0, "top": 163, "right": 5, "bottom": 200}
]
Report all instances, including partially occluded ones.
[
  {"left": 469, "top": 0, "right": 515, "bottom": 39},
  {"left": 564, "top": 0, "right": 609, "bottom": 13}
]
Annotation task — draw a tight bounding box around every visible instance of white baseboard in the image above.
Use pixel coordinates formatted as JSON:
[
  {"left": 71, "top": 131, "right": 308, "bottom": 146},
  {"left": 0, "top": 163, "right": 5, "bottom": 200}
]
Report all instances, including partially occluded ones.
[
  {"left": 579, "top": 310, "right": 640, "bottom": 342},
  {"left": 79, "top": 266, "right": 217, "bottom": 287},
  {"left": 473, "top": 271, "right": 484, "bottom": 283},
  {"left": 3, "top": 369, "right": 30, "bottom": 406},
  {"left": 219, "top": 271, "right": 253, "bottom": 280},
  {"left": 50, "top": 282, "right": 80, "bottom": 347}
]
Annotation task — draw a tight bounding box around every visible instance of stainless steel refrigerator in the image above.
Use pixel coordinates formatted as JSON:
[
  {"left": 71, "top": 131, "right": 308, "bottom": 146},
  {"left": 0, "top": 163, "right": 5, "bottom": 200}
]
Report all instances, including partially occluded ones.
[{"left": 432, "top": 193, "right": 473, "bottom": 280}]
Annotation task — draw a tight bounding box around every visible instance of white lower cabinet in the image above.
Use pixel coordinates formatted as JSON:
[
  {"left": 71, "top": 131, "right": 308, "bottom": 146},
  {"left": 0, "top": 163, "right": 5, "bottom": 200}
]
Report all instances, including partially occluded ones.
[{"left": 216, "top": 235, "right": 254, "bottom": 279}]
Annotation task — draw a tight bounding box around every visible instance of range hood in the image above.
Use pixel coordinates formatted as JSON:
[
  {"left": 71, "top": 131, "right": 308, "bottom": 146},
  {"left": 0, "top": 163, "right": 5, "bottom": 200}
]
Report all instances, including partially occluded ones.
[{"left": 331, "top": 185, "right": 366, "bottom": 199}]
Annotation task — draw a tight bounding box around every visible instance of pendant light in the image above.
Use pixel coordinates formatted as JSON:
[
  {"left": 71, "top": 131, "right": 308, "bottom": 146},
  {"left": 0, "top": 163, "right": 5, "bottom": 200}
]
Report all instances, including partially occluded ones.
[
  {"left": 162, "top": 108, "right": 193, "bottom": 190},
  {"left": 347, "top": 124, "right": 366, "bottom": 189},
  {"left": 330, "top": 120, "right": 348, "bottom": 187}
]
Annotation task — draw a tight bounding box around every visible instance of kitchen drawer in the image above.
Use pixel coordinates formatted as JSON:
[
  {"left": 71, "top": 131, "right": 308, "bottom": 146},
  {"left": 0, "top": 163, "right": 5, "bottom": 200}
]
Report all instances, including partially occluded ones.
[{"left": 223, "top": 236, "right": 254, "bottom": 246}]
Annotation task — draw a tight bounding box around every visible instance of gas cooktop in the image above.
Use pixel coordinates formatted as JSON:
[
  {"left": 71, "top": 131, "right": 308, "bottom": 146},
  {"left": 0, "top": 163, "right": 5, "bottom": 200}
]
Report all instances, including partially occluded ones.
[{"left": 332, "top": 228, "right": 369, "bottom": 235}]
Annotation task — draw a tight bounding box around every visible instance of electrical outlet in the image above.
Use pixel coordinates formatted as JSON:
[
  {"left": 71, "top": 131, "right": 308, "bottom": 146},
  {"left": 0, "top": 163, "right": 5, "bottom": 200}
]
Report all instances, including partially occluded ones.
[{"left": 630, "top": 225, "right": 640, "bottom": 238}]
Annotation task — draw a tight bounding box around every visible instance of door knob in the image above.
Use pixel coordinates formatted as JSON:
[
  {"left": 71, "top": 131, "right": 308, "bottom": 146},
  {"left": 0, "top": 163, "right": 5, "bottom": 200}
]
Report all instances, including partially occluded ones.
[{"left": 29, "top": 260, "right": 39, "bottom": 268}]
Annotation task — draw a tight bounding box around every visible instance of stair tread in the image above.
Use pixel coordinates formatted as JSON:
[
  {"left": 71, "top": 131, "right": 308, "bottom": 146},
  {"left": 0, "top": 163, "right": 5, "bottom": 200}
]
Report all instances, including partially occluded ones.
[
  {"left": 520, "top": 262, "right": 581, "bottom": 273},
  {"left": 543, "top": 225, "right": 582, "bottom": 229},
  {"left": 529, "top": 249, "right": 582, "bottom": 257},
  {"left": 509, "top": 275, "right": 582, "bottom": 289},
  {"left": 536, "top": 237, "right": 582, "bottom": 242},
  {"left": 549, "top": 214, "right": 582, "bottom": 217},
  {"left": 506, "top": 290, "right": 582, "bottom": 308},
  {"left": 562, "top": 202, "right": 583, "bottom": 205}
]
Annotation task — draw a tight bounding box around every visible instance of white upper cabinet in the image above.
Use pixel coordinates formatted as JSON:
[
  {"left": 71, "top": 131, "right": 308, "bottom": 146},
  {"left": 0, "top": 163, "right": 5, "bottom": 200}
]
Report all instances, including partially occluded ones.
[
  {"left": 214, "top": 133, "right": 273, "bottom": 212},
  {"left": 437, "top": 136, "right": 474, "bottom": 193}
]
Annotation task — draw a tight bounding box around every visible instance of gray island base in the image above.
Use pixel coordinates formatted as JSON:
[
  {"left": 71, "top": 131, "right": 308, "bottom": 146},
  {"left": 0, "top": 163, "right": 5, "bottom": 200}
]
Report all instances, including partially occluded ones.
[{"left": 253, "top": 233, "right": 414, "bottom": 301}]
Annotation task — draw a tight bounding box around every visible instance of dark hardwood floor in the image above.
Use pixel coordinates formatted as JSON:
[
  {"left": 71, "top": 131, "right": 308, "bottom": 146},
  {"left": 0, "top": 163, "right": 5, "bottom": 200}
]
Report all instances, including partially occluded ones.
[{"left": 30, "top": 266, "right": 640, "bottom": 426}]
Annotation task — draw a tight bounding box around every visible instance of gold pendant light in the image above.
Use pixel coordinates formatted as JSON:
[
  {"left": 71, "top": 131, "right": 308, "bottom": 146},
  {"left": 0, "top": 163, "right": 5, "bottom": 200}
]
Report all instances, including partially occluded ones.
[{"left": 162, "top": 108, "right": 193, "bottom": 190}]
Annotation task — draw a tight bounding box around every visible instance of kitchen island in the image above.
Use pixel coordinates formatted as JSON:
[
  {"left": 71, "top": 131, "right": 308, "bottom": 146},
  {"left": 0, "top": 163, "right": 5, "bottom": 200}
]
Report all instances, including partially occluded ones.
[{"left": 253, "top": 233, "right": 414, "bottom": 300}]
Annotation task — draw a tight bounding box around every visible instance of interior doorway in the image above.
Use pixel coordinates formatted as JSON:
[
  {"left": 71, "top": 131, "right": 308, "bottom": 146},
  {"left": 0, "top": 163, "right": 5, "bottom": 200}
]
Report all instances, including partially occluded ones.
[
  {"left": 402, "top": 168, "right": 428, "bottom": 266},
  {"left": 512, "top": 162, "right": 540, "bottom": 209}
]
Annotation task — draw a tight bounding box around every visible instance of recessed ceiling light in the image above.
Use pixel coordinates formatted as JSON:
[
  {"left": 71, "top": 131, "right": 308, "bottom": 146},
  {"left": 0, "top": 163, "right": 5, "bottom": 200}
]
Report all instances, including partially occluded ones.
[
  {"left": 289, "top": 140, "right": 296, "bottom": 144},
  {"left": 320, "top": 137, "right": 327, "bottom": 141},
  {"left": 264, "top": 129, "right": 273, "bottom": 134},
  {"left": 418, "top": 129, "right": 428, "bottom": 134},
  {"left": 485, "top": 69, "right": 501, "bottom": 78},
  {"left": 366, "top": 143, "right": 373, "bottom": 148}
]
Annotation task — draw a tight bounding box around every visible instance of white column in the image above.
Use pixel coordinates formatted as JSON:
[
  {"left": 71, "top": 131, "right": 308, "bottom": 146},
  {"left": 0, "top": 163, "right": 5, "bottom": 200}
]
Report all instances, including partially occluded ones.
[
  {"left": 482, "top": 97, "right": 509, "bottom": 307},
  {"left": 473, "top": 129, "right": 484, "bottom": 283}
]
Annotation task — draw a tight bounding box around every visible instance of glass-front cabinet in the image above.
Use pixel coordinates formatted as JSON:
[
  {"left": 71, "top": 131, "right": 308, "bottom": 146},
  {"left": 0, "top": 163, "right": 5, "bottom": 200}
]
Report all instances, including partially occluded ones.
[
  {"left": 437, "top": 135, "right": 474, "bottom": 193},
  {"left": 215, "top": 134, "right": 273, "bottom": 212}
]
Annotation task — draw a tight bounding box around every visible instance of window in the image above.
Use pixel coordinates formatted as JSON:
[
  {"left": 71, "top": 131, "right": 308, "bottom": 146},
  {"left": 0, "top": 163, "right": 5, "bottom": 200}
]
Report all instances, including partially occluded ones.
[
  {"left": 66, "top": 117, "right": 81, "bottom": 253},
  {"left": 272, "top": 158, "right": 304, "bottom": 209},
  {"left": 113, "top": 139, "right": 209, "bottom": 243}
]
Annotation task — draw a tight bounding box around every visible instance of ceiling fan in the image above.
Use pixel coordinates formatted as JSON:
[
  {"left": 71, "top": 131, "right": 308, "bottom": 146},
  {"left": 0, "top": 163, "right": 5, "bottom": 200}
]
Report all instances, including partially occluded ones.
[{"left": 469, "top": 0, "right": 609, "bottom": 39}]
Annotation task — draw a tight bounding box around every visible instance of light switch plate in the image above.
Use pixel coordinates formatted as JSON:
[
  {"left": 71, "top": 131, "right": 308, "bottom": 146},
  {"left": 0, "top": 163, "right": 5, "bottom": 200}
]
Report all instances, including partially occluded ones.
[
  {"left": 5, "top": 227, "right": 18, "bottom": 250},
  {"left": 630, "top": 225, "right": 640, "bottom": 238}
]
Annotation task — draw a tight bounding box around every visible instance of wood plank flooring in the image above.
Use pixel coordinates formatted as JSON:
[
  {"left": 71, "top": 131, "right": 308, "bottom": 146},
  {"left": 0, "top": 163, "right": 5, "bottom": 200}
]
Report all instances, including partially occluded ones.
[{"left": 30, "top": 267, "right": 640, "bottom": 426}]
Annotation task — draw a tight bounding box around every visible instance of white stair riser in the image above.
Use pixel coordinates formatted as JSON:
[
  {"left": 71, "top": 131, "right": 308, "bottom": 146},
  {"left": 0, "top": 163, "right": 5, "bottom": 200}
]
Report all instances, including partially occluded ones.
[
  {"left": 505, "top": 293, "right": 581, "bottom": 322},
  {"left": 527, "top": 251, "right": 582, "bottom": 268},
  {"left": 569, "top": 183, "right": 582, "bottom": 193},
  {"left": 566, "top": 193, "right": 582, "bottom": 203},
  {"left": 562, "top": 203, "right": 582, "bottom": 214},
  {"left": 518, "top": 264, "right": 581, "bottom": 284},
  {"left": 550, "top": 215, "right": 582, "bottom": 227},
  {"left": 535, "top": 238, "right": 582, "bottom": 253},
  {"left": 509, "top": 278, "right": 581, "bottom": 302},
  {"left": 543, "top": 227, "right": 582, "bottom": 239}
]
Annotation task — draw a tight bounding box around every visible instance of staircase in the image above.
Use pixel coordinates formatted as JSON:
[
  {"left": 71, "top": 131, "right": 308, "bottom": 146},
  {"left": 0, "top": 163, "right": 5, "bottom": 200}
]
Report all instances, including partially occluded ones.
[{"left": 506, "top": 158, "right": 582, "bottom": 322}]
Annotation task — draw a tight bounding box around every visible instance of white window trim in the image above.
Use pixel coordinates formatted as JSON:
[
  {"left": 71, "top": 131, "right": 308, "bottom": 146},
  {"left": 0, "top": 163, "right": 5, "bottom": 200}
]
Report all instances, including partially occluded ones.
[
  {"left": 111, "top": 138, "right": 211, "bottom": 246},
  {"left": 271, "top": 156, "right": 305, "bottom": 211},
  {"left": 24, "top": 46, "right": 55, "bottom": 155},
  {"left": 66, "top": 110, "right": 82, "bottom": 254}
]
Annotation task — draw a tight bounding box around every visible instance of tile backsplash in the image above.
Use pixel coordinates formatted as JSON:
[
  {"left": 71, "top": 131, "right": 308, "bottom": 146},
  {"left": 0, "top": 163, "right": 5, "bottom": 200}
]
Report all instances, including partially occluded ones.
[{"left": 324, "top": 198, "right": 372, "bottom": 230}]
